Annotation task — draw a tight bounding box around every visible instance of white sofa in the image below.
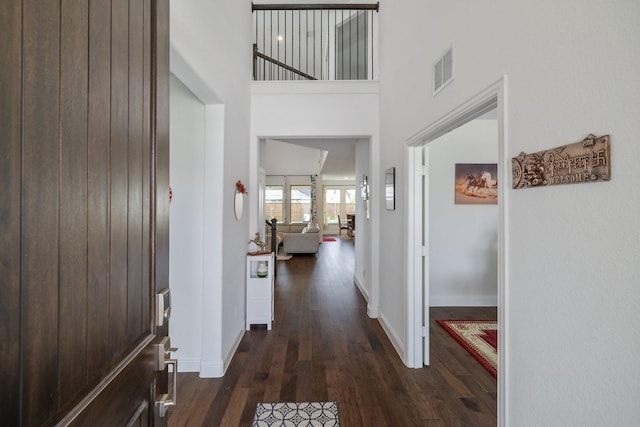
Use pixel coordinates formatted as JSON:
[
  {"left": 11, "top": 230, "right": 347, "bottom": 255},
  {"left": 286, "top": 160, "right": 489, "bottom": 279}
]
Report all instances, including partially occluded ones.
[{"left": 282, "top": 223, "right": 320, "bottom": 255}]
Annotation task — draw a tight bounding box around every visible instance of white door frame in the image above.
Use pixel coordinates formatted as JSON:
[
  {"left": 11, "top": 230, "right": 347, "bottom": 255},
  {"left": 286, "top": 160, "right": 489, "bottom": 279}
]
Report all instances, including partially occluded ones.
[
  {"left": 404, "top": 76, "right": 509, "bottom": 427},
  {"left": 405, "top": 144, "right": 428, "bottom": 366}
]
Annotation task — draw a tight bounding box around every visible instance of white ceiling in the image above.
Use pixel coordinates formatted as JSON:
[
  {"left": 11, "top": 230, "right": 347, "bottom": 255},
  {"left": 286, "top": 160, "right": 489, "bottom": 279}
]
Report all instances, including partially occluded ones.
[
  {"left": 261, "top": 115, "right": 494, "bottom": 181},
  {"left": 262, "top": 138, "right": 358, "bottom": 181}
]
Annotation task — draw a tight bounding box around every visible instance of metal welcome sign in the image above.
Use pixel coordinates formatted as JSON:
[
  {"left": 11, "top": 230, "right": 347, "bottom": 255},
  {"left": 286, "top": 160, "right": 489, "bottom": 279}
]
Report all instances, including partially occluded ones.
[{"left": 512, "top": 134, "right": 610, "bottom": 189}]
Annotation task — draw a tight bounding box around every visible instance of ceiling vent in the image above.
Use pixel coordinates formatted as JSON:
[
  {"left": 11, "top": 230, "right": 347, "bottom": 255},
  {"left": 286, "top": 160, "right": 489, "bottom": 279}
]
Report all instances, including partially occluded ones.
[{"left": 433, "top": 43, "right": 454, "bottom": 95}]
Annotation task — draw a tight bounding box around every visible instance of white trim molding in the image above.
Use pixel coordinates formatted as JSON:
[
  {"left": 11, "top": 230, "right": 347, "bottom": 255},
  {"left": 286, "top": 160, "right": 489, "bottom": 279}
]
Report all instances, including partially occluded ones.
[
  {"left": 379, "top": 311, "right": 404, "bottom": 360},
  {"left": 404, "top": 76, "right": 510, "bottom": 427},
  {"left": 430, "top": 295, "right": 499, "bottom": 307},
  {"left": 199, "top": 360, "right": 224, "bottom": 378}
]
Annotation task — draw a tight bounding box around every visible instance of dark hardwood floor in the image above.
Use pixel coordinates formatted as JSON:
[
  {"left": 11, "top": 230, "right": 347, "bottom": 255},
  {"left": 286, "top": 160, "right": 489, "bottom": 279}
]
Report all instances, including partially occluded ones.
[{"left": 168, "top": 237, "right": 497, "bottom": 426}]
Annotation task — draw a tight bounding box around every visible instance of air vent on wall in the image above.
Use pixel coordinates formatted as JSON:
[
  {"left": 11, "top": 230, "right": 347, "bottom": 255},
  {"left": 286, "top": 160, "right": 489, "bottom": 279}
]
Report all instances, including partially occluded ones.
[{"left": 433, "top": 44, "right": 454, "bottom": 95}]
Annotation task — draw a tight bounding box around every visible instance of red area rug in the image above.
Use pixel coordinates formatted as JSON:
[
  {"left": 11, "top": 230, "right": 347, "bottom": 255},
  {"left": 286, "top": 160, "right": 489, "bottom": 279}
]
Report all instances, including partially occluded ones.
[
  {"left": 322, "top": 237, "right": 336, "bottom": 242},
  {"left": 436, "top": 319, "right": 497, "bottom": 378}
]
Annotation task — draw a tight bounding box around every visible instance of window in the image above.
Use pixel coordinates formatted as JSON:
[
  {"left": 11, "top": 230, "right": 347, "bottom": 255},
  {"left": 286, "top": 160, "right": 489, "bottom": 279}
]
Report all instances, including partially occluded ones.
[
  {"left": 345, "top": 188, "right": 356, "bottom": 214},
  {"left": 324, "top": 189, "right": 341, "bottom": 225},
  {"left": 265, "top": 185, "right": 283, "bottom": 221},
  {"left": 290, "top": 185, "right": 311, "bottom": 223},
  {"left": 324, "top": 186, "right": 356, "bottom": 224}
]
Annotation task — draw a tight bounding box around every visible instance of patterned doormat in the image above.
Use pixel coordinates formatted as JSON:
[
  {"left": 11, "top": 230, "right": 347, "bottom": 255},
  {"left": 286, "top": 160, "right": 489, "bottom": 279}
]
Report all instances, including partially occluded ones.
[
  {"left": 251, "top": 402, "right": 340, "bottom": 427},
  {"left": 436, "top": 319, "right": 498, "bottom": 378}
]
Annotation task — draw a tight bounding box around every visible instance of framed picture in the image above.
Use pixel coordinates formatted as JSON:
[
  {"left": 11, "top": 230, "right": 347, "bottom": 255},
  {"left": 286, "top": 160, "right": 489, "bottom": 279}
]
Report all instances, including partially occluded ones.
[
  {"left": 385, "top": 167, "right": 395, "bottom": 210},
  {"left": 454, "top": 163, "right": 498, "bottom": 205}
]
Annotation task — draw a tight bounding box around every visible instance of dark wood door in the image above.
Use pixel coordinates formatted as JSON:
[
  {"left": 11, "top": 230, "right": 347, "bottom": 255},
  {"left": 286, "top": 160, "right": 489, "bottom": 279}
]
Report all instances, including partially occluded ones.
[{"left": 0, "top": 0, "right": 170, "bottom": 425}]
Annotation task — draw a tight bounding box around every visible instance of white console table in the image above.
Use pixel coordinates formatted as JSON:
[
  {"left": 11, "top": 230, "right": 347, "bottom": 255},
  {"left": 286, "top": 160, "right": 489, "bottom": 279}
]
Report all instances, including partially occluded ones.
[{"left": 246, "top": 252, "right": 274, "bottom": 330}]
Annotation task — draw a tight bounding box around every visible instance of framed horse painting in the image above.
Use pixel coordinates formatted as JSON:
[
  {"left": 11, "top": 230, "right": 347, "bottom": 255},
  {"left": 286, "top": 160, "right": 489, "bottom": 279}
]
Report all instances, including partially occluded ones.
[{"left": 454, "top": 163, "right": 498, "bottom": 205}]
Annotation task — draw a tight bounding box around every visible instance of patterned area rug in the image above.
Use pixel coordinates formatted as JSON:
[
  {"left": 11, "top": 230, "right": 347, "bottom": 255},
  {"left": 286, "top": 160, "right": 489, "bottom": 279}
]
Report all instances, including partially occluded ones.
[
  {"left": 436, "top": 319, "right": 498, "bottom": 378},
  {"left": 251, "top": 402, "right": 340, "bottom": 427}
]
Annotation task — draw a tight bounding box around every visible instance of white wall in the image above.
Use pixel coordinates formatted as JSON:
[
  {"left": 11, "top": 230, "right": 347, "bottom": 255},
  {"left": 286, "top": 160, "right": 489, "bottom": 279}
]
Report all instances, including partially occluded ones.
[
  {"left": 381, "top": 0, "right": 640, "bottom": 424},
  {"left": 251, "top": 81, "right": 380, "bottom": 138},
  {"left": 170, "top": 0, "right": 252, "bottom": 377},
  {"left": 168, "top": 77, "right": 226, "bottom": 374},
  {"left": 429, "top": 119, "right": 498, "bottom": 306},
  {"left": 171, "top": 0, "right": 640, "bottom": 422},
  {"left": 250, "top": 81, "right": 380, "bottom": 316},
  {"left": 262, "top": 140, "right": 325, "bottom": 176},
  {"left": 169, "top": 75, "right": 205, "bottom": 371}
]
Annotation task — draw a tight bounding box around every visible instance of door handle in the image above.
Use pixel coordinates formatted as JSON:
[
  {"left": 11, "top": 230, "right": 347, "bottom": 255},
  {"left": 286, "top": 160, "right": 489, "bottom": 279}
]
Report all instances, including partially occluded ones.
[
  {"left": 154, "top": 337, "right": 177, "bottom": 370},
  {"left": 156, "top": 358, "right": 178, "bottom": 418},
  {"left": 156, "top": 288, "right": 171, "bottom": 326},
  {"left": 154, "top": 337, "right": 178, "bottom": 418}
]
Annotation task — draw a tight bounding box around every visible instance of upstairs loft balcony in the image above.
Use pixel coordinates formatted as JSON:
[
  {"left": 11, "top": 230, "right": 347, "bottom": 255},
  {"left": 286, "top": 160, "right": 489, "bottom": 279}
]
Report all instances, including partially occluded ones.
[{"left": 252, "top": 2, "right": 379, "bottom": 81}]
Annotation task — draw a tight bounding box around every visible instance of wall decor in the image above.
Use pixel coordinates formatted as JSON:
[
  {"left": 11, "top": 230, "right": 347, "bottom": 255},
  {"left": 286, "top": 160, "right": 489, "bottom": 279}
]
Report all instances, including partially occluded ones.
[
  {"left": 360, "top": 174, "right": 369, "bottom": 200},
  {"left": 512, "top": 134, "right": 610, "bottom": 189},
  {"left": 455, "top": 163, "right": 498, "bottom": 205},
  {"left": 236, "top": 180, "right": 247, "bottom": 194},
  {"left": 360, "top": 174, "right": 370, "bottom": 219},
  {"left": 235, "top": 180, "right": 247, "bottom": 220},
  {"left": 385, "top": 167, "right": 395, "bottom": 210}
]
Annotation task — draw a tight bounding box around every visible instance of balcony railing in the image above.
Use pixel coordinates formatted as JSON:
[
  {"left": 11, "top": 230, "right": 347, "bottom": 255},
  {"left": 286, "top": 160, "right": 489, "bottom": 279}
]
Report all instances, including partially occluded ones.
[{"left": 252, "top": 2, "right": 379, "bottom": 81}]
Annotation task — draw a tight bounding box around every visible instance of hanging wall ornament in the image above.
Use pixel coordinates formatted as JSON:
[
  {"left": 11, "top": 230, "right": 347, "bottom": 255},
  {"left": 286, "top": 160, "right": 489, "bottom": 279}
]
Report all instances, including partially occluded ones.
[
  {"left": 234, "top": 180, "right": 247, "bottom": 220},
  {"left": 512, "top": 134, "right": 610, "bottom": 189}
]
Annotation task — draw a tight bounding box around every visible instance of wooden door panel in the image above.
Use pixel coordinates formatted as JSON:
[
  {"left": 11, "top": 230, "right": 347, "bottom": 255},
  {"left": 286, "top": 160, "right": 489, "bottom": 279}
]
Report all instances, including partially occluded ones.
[
  {"left": 141, "top": 0, "right": 153, "bottom": 335},
  {"left": 59, "top": 0, "right": 90, "bottom": 405},
  {"left": 87, "top": 0, "right": 112, "bottom": 382},
  {"left": 154, "top": 0, "right": 171, "bottom": 338},
  {"left": 109, "top": 0, "right": 132, "bottom": 361},
  {"left": 0, "top": 0, "right": 22, "bottom": 425},
  {"left": 128, "top": 0, "right": 146, "bottom": 344},
  {"left": 0, "top": 0, "right": 170, "bottom": 424},
  {"left": 22, "top": 0, "right": 61, "bottom": 424},
  {"left": 67, "top": 344, "right": 156, "bottom": 427}
]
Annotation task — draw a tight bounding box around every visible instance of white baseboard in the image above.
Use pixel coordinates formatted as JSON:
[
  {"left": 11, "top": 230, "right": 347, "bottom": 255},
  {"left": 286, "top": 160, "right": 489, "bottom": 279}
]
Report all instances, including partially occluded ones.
[
  {"left": 223, "top": 328, "right": 245, "bottom": 373},
  {"left": 199, "top": 328, "right": 246, "bottom": 378},
  {"left": 378, "top": 311, "right": 404, "bottom": 360},
  {"left": 199, "top": 360, "right": 224, "bottom": 378},
  {"left": 354, "top": 276, "right": 369, "bottom": 302},
  {"left": 354, "top": 276, "right": 378, "bottom": 318},
  {"left": 367, "top": 304, "right": 378, "bottom": 318},
  {"left": 176, "top": 357, "right": 201, "bottom": 373},
  {"left": 430, "top": 295, "right": 498, "bottom": 307}
]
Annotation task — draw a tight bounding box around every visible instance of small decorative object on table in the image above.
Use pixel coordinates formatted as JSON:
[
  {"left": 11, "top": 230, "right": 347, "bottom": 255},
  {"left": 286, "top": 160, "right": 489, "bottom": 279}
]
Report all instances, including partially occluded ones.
[
  {"left": 248, "top": 232, "right": 267, "bottom": 253},
  {"left": 257, "top": 261, "right": 268, "bottom": 277}
]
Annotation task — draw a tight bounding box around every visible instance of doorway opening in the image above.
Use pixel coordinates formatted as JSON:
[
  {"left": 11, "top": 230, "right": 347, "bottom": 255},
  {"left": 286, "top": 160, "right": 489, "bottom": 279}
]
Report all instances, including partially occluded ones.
[
  {"left": 253, "top": 135, "right": 378, "bottom": 317},
  {"left": 405, "top": 77, "right": 509, "bottom": 426}
]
